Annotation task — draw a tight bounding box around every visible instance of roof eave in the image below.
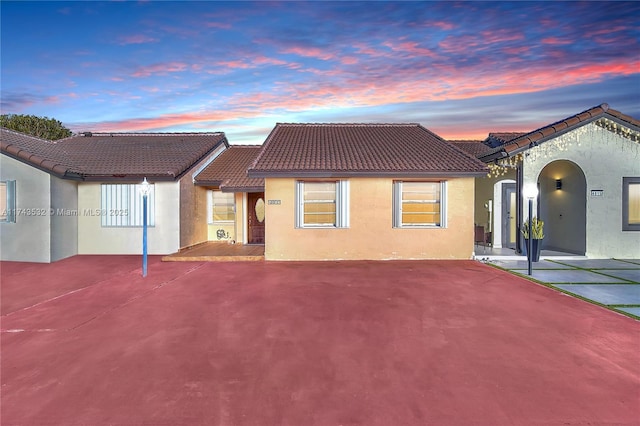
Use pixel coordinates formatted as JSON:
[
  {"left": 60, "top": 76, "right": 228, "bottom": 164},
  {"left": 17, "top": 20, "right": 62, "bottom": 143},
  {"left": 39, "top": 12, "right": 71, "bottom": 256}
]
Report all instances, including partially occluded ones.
[
  {"left": 248, "top": 170, "right": 487, "bottom": 178},
  {"left": 221, "top": 185, "right": 265, "bottom": 193}
]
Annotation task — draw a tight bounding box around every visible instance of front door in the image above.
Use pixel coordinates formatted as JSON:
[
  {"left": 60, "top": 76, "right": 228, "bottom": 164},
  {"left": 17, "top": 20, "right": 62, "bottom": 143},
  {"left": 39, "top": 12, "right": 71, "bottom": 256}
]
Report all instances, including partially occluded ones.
[
  {"left": 247, "top": 192, "right": 265, "bottom": 244},
  {"left": 502, "top": 183, "right": 517, "bottom": 249}
]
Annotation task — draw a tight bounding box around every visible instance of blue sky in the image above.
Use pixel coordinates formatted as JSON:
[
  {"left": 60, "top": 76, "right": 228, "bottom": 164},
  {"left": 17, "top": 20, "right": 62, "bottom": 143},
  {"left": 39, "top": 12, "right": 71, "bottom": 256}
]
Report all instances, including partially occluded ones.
[{"left": 1, "top": 1, "right": 638, "bottom": 143}]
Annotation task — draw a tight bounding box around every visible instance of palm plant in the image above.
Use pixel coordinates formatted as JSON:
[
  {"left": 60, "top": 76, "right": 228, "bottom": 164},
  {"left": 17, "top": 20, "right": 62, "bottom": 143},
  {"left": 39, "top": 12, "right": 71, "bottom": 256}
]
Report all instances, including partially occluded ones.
[{"left": 522, "top": 217, "right": 544, "bottom": 239}]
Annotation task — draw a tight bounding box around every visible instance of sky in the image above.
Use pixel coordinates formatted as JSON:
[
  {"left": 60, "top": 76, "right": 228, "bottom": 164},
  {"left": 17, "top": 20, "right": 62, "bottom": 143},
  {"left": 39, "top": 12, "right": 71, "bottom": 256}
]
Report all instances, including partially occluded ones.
[{"left": 1, "top": 1, "right": 639, "bottom": 144}]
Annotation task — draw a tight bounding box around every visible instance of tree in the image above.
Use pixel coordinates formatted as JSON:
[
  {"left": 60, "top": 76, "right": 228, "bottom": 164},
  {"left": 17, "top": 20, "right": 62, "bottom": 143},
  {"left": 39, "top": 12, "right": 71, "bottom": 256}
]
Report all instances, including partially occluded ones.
[{"left": 0, "top": 114, "right": 72, "bottom": 140}]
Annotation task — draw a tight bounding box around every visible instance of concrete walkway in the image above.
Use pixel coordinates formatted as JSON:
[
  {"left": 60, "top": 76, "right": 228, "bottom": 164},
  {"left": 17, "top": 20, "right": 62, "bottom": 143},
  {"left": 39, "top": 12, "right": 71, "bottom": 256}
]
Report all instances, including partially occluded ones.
[
  {"left": 488, "top": 258, "right": 640, "bottom": 318},
  {"left": 2, "top": 257, "right": 639, "bottom": 425}
]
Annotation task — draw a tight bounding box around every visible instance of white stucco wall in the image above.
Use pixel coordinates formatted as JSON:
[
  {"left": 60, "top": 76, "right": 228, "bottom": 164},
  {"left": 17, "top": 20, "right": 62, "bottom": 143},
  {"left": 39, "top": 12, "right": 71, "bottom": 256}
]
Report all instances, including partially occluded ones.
[
  {"left": 77, "top": 181, "right": 180, "bottom": 254},
  {"left": 50, "top": 177, "right": 79, "bottom": 261},
  {"left": 523, "top": 122, "right": 640, "bottom": 258},
  {"left": 0, "top": 155, "right": 52, "bottom": 262}
]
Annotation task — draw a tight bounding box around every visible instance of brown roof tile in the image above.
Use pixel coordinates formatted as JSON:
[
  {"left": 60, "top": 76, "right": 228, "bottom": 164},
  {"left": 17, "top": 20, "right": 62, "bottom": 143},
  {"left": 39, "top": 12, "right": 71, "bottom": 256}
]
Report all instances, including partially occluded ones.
[
  {"left": 194, "top": 145, "right": 264, "bottom": 192},
  {"left": 485, "top": 132, "right": 528, "bottom": 146},
  {"left": 1, "top": 129, "right": 228, "bottom": 181},
  {"left": 248, "top": 123, "right": 488, "bottom": 178},
  {"left": 449, "top": 140, "right": 493, "bottom": 157}
]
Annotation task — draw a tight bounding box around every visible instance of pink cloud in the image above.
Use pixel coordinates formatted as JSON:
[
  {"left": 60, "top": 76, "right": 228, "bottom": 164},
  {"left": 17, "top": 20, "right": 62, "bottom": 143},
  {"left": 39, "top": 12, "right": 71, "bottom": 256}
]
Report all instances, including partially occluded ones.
[
  {"left": 118, "top": 34, "right": 158, "bottom": 45},
  {"left": 541, "top": 37, "right": 572, "bottom": 46},
  {"left": 131, "top": 62, "right": 189, "bottom": 77},
  {"left": 280, "top": 46, "right": 334, "bottom": 61},
  {"left": 430, "top": 21, "right": 455, "bottom": 31}
]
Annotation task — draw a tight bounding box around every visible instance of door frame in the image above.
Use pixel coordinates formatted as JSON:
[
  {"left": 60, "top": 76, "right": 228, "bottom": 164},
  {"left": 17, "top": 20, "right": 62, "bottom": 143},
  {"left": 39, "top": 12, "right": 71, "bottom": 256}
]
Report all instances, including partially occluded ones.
[
  {"left": 502, "top": 182, "right": 517, "bottom": 249},
  {"left": 246, "top": 192, "right": 265, "bottom": 245}
]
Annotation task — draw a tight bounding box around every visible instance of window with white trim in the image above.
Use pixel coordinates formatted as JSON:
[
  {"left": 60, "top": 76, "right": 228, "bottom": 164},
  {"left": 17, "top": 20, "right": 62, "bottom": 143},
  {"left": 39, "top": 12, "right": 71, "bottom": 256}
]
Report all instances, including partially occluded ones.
[
  {"left": 101, "top": 183, "right": 155, "bottom": 227},
  {"left": 0, "top": 181, "right": 16, "bottom": 223},
  {"left": 296, "top": 180, "right": 349, "bottom": 228},
  {"left": 623, "top": 177, "right": 640, "bottom": 231},
  {"left": 393, "top": 181, "right": 446, "bottom": 228},
  {"left": 208, "top": 190, "right": 235, "bottom": 224}
]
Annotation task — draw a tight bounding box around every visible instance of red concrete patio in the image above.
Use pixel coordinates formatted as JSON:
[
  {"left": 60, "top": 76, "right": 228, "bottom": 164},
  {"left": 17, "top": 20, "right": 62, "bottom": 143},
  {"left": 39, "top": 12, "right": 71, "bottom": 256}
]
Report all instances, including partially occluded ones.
[{"left": 1, "top": 257, "right": 639, "bottom": 426}]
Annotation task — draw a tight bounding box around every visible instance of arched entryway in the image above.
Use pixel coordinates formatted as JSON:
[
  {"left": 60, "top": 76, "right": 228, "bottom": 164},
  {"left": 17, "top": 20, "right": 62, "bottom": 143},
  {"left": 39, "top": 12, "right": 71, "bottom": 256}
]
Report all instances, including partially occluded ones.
[{"left": 538, "top": 160, "right": 586, "bottom": 255}]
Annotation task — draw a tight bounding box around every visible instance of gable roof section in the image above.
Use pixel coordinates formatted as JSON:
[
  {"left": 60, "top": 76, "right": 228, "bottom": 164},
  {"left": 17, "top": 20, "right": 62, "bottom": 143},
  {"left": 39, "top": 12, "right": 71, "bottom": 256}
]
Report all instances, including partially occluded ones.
[
  {"left": 194, "top": 145, "right": 264, "bottom": 192},
  {"left": 248, "top": 123, "right": 488, "bottom": 178},
  {"left": 449, "top": 140, "right": 493, "bottom": 157},
  {"left": 1, "top": 129, "right": 228, "bottom": 181},
  {"left": 478, "top": 103, "right": 640, "bottom": 163},
  {"left": 483, "top": 132, "right": 527, "bottom": 148}
]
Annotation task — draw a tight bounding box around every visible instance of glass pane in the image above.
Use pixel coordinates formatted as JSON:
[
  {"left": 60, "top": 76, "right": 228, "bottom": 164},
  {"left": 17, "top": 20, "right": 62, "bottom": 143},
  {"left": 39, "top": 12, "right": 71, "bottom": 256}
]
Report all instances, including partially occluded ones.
[
  {"left": 304, "top": 201, "right": 336, "bottom": 225},
  {"left": 212, "top": 191, "right": 235, "bottom": 222},
  {"left": 0, "top": 182, "right": 6, "bottom": 221},
  {"left": 255, "top": 198, "right": 265, "bottom": 223},
  {"left": 508, "top": 191, "right": 516, "bottom": 244},
  {"left": 401, "top": 182, "right": 440, "bottom": 226},
  {"left": 303, "top": 182, "right": 336, "bottom": 226},
  {"left": 304, "top": 182, "right": 336, "bottom": 201},
  {"left": 629, "top": 183, "right": 640, "bottom": 224}
]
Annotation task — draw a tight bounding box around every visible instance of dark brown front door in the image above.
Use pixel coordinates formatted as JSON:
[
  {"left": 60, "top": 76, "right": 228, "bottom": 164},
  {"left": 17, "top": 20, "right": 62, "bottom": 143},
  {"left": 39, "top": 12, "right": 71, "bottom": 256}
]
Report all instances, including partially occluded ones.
[{"left": 247, "top": 192, "right": 265, "bottom": 244}]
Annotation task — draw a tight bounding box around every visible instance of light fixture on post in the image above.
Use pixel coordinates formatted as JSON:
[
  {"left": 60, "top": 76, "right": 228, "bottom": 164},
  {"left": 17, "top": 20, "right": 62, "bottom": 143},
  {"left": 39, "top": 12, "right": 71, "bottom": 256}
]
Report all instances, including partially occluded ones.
[
  {"left": 140, "top": 177, "right": 151, "bottom": 277},
  {"left": 555, "top": 179, "right": 562, "bottom": 190},
  {"left": 522, "top": 183, "right": 539, "bottom": 276}
]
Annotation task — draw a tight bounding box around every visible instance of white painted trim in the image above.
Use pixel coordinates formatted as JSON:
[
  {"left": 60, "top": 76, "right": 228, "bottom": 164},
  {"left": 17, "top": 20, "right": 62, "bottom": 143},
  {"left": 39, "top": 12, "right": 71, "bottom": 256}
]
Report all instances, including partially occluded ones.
[{"left": 492, "top": 179, "right": 516, "bottom": 249}]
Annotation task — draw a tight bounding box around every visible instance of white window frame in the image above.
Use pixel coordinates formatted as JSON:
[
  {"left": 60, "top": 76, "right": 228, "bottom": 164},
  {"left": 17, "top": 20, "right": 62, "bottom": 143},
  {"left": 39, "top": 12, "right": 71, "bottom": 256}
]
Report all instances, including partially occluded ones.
[
  {"left": 101, "top": 183, "right": 155, "bottom": 227},
  {"left": 393, "top": 181, "right": 447, "bottom": 228},
  {"left": 622, "top": 177, "right": 640, "bottom": 231},
  {"left": 296, "top": 180, "right": 349, "bottom": 228},
  {"left": 0, "top": 180, "right": 16, "bottom": 223},
  {"left": 207, "top": 190, "right": 236, "bottom": 224}
]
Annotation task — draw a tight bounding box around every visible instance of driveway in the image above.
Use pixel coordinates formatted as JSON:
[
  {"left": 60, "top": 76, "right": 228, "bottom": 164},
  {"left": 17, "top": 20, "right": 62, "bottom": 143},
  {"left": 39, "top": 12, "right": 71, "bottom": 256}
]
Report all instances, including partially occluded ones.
[{"left": 2, "top": 257, "right": 639, "bottom": 426}]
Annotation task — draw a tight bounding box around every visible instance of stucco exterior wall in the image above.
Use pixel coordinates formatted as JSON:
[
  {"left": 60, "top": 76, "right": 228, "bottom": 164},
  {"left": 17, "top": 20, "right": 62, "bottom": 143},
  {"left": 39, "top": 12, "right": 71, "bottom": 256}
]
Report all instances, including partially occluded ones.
[
  {"left": 50, "top": 176, "right": 78, "bottom": 261},
  {"left": 523, "top": 122, "right": 640, "bottom": 258},
  {"left": 473, "top": 171, "right": 517, "bottom": 247},
  {"left": 264, "top": 177, "right": 476, "bottom": 260},
  {"left": 77, "top": 181, "right": 180, "bottom": 255},
  {"left": 180, "top": 145, "right": 227, "bottom": 249},
  {"left": 0, "top": 155, "right": 52, "bottom": 262}
]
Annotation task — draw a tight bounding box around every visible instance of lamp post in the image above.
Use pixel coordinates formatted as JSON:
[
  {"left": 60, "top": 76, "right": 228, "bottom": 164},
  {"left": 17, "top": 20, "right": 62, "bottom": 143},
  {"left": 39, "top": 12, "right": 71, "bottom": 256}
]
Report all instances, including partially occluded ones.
[
  {"left": 140, "top": 177, "right": 151, "bottom": 277},
  {"left": 522, "top": 183, "right": 539, "bottom": 276}
]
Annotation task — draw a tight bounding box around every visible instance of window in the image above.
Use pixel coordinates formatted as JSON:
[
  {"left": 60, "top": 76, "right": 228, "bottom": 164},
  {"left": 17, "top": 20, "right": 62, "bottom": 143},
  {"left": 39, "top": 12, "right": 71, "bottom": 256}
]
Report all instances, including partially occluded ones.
[
  {"left": 208, "top": 190, "right": 235, "bottom": 224},
  {"left": 0, "top": 181, "right": 16, "bottom": 223},
  {"left": 296, "top": 180, "right": 349, "bottom": 228},
  {"left": 101, "top": 183, "right": 155, "bottom": 227},
  {"left": 393, "top": 181, "right": 446, "bottom": 228},
  {"left": 623, "top": 177, "right": 640, "bottom": 231}
]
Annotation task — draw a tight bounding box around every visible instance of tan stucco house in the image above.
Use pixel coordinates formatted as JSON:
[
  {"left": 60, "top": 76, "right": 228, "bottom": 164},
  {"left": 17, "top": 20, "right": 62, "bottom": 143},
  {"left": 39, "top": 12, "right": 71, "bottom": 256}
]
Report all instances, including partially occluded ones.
[
  {"left": 0, "top": 129, "right": 228, "bottom": 262},
  {"left": 458, "top": 104, "right": 640, "bottom": 259},
  {"left": 242, "top": 123, "right": 488, "bottom": 261},
  {"left": 193, "top": 145, "right": 265, "bottom": 245}
]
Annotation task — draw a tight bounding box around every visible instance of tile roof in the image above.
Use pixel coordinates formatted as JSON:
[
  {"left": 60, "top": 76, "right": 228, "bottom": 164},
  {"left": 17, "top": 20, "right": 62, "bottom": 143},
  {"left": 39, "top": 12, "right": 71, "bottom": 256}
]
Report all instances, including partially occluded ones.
[
  {"left": 248, "top": 123, "right": 488, "bottom": 178},
  {"left": 483, "top": 132, "right": 527, "bottom": 148},
  {"left": 194, "top": 145, "right": 264, "bottom": 192},
  {"left": 1, "top": 129, "right": 228, "bottom": 181},
  {"left": 449, "top": 140, "right": 493, "bottom": 157},
  {"left": 478, "top": 103, "right": 640, "bottom": 163}
]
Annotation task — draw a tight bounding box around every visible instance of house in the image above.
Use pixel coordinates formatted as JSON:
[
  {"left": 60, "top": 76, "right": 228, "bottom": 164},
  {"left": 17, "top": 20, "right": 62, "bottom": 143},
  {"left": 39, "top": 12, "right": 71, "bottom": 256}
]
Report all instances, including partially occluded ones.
[
  {"left": 0, "top": 129, "right": 228, "bottom": 262},
  {"left": 465, "top": 104, "right": 640, "bottom": 259},
  {"left": 243, "top": 123, "right": 488, "bottom": 261},
  {"left": 192, "top": 145, "right": 264, "bottom": 244}
]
